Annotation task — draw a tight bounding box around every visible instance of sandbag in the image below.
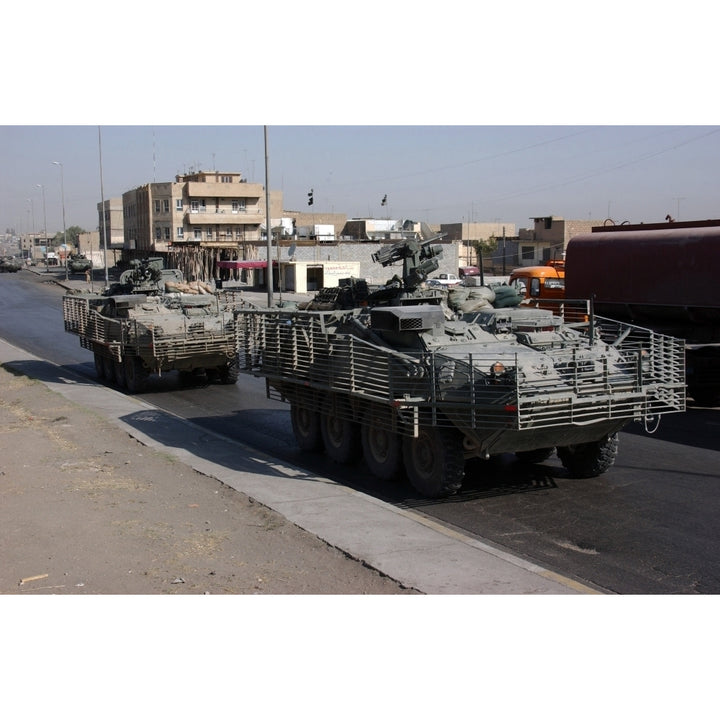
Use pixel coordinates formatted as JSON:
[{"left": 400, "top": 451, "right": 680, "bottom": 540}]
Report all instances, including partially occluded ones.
[
  {"left": 492, "top": 285, "right": 523, "bottom": 308},
  {"left": 448, "top": 286, "right": 495, "bottom": 313}
]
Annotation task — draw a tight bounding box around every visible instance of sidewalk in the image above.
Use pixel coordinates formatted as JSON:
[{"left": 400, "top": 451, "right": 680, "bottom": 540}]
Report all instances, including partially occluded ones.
[{"left": 0, "top": 268, "right": 602, "bottom": 594}]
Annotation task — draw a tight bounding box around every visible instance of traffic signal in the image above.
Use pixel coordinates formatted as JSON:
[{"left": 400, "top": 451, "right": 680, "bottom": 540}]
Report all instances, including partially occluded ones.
[{"left": 308, "top": 189, "right": 314, "bottom": 206}]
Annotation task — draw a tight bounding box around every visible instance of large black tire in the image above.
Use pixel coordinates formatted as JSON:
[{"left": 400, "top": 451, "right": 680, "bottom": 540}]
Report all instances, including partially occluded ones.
[
  {"left": 113, "top": 358, "right": 127, "bottom": 389},
  {"left": 557, "top": 433, "right": 619, "bottom": 478},
  {"left": 102, "top": 355, "right": 115, "bottom": 384},
  {"left": 217, "top": 360, "right": 240, "bottom": 385},
  {"left": 290, "top": 403, "right": 323, "bottom": 452},
  {"left": 94, "top": 352, "right": 106, "bottom": 380},
  {"left": 320, "top": 396, "right": 362, "bottom": 464},
  {"left": 516, "top": 447, "right": 555, "bottom": 464},
  {"left": 402, "top": 425, "right": 464, "bottom": 498},
  {"left": 124, "top": 356, "right": 149, "bottom": 394},
  {"left": 361, "top": 408, "right": 403, "bottom": 481}
]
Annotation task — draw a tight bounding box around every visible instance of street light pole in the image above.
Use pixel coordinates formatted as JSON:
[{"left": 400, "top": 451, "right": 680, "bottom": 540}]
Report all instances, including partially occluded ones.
[
  {"left": 98, "top": 127, "right": 109, "bottom": 289},
  {"left": 26, "top": 198, "right": 35, "bottom": 261},
  {"left": 264, "top": 126, "right": 273, "bottom": 307},
  {"left": 52, "top": 161, "right": 68, "bottom": 281},
  {"left": 37, "top": 184, "right": 48, "bottom": 272}
]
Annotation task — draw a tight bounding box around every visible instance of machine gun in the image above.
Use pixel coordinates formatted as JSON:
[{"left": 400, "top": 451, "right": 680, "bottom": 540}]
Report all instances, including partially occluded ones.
[
  {"left": 371, "top": 223, "right": 445, "bottom": 292},
  {"left": 107, "top": 257, "right": 184, "bottom": 295}
]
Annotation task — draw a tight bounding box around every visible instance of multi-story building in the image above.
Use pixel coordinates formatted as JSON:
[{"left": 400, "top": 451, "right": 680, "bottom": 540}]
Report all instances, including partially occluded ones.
[{"left": 121, "top": 170, "right": 282, "bottom": 280}]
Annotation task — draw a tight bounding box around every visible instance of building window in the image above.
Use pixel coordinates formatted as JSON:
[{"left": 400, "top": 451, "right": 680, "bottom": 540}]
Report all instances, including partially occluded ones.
[
  {"left": 207, "top": 228, "right": 212, "bottom": 239},
  {"left": 177, "top": 228, "right": 184, "bottom": 238},
  {"left": 154, "top": 200, "right": 161, "bottom": 213},
  {"left": 221, "top": 175, "right": 232, "bottom": 183},
  {"left": 163, "top": 199, "right": 170, "bottom": 213},
  {"left": 155, "top": 226, "right": 161, "bottom": 240},
  {"left": 164, "top": 227, "right": 170, "bottom": 240},
  {"left": 521, "top": 246, "right": 535, "bottom": 261},
  {"left": 191, "top": 200, "right": 199, "bottom": 213},
  {"left": 194, "top": 229, "right": 202, "bottom": 239},
  {"left": 231, "top": 200, "right": 246, "bottom": 213},
  {"left": 176, "top": 199, "right": 183, "bottom": 211}
]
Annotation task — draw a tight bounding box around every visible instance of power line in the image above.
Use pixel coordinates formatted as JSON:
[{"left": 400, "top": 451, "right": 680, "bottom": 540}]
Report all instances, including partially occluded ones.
[{"left": 494, "top": 127, "right": 720, "bottom": 202}]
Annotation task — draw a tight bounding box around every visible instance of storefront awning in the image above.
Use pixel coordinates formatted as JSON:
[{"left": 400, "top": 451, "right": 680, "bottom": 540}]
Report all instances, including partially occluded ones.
[{"left": 217, "top": 260, "right": 276, "bottom": 269}]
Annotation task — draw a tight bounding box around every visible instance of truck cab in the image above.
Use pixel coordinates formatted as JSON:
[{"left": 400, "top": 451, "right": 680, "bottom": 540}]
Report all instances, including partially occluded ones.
[{"left": 509, "top": 260, "right": 565, "bottom": 301}]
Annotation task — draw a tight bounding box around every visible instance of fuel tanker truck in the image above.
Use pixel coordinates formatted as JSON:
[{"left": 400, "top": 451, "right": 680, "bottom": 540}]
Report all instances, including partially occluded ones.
[
  {"left": 566, "top": 219, "right": 720, "bottom": 406},
  {"left": 234, "top": 228, "right": 685, "bottom": 498}
]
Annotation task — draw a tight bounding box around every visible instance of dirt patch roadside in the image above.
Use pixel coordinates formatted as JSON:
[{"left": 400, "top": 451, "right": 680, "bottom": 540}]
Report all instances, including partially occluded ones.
[{"left": 0, "top": 365, "right": 417, "bottom": 594}]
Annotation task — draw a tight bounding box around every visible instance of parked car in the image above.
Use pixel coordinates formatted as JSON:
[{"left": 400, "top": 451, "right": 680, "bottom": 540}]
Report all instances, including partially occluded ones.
[{"left": 426, "top": 272, "right": 461, "bottom": 288}]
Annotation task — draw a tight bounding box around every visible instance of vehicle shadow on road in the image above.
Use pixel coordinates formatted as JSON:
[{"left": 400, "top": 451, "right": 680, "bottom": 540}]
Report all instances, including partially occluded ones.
[{"left": 396, "top": 456, "right": 559, "bottom": 508}]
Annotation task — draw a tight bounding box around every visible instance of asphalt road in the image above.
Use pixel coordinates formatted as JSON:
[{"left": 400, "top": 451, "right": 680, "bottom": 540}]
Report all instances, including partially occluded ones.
[{"left": 2, "top": 268, "right": 719, "bottom": 593}]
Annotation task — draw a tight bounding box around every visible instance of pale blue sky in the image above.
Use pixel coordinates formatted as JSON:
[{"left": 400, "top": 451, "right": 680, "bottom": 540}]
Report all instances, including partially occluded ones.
[
  {"left": 3, "top": 4, "right": 717, "bottom": 238},
  {"left": 2, "top": 125, "right": 719, "bottom": 236}
]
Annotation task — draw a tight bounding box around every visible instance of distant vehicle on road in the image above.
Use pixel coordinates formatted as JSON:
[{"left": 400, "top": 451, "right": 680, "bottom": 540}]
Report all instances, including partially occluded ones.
[
  {"left": 0, "top": 257, "right": 22, "bottom": 273},
  {"left": 426, "top": 272, "right": 461, "bottom": 288},
  {"left": 67, "top": 254, "right": 93, "bottom": 274}
]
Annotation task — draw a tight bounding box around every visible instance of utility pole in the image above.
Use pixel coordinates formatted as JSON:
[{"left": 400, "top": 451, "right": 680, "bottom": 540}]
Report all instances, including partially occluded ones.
[
  {"left": 52, "top": 161, "right": 68, "bottom": 281},
  {"left": 98, "top": 127, "right": 109, "bottom": 288},
  {"left": 37, "top": 184, "right": 48, "bottom": 272},
  {"left": 264, "top": 126, "right": 273, "bottom": 307}
]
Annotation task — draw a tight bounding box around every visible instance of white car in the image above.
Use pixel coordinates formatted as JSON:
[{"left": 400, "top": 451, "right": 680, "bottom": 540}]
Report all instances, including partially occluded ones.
[{"left": 427, "top": 273, "right": 461, "bottom": 288}]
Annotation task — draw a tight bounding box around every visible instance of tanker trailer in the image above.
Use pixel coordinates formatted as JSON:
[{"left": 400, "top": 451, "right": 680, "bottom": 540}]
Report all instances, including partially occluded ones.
[{"left": 566, "top": 220, "right": 720, "bottom": 406}]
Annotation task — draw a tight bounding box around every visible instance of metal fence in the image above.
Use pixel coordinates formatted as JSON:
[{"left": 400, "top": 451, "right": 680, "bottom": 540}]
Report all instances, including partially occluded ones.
[{"left": 235, "top": 306, "right": 686, "bottom": 436}]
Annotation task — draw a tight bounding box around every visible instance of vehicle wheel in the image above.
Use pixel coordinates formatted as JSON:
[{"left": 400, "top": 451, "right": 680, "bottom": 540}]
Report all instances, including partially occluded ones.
[
  {"left": 102, "top": 355, "right": 115, "bottom": 384},
  {"left": 113, "top": 359, "right": 127, "bottom": 389},
  {"left": 217, "top": 360, "right": 240, "bottom": 385},
  {"left": 320, "top": 396, "right": 361, "bottom": 464},
  {"left": 688, "top": 386, "right": 720, "bottom": 407},
  {"left": 124, "top": 356, "right": 149, "bottom": 394},
  {"left": 361, "top": 408, "right": 403, "bottom": 481},
  {"left": 178, "top": 370, "right": 198, "bottom": 386},
  {"left": 402, "top": 425, "right": 464, "bottom": 498},
  {"left": 515, "top": 447, "right": 555, "bottom": 464},
  {"left": 291, "top": 403, "right": 323, "bottom": 452},
  {"left": 94, "top": 352, "right": 106, "bottom": 380},
  {"left": 557, "top": 433, "right": 619, "bottom": 478}
]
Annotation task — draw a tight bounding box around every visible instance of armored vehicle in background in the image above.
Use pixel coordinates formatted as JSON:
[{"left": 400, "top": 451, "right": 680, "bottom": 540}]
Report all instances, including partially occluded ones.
[
  {"left": 63, "top": 258, "right": 254, "bottom": 393},
  {"left": 67, "top": 254, "right": 93, "bottom": 274},
  {"left": 234, "top": 229, "right": 686, "bottom": 498},
  {"left": 0, "top": 256, "right": 22, "bottom": 273}
]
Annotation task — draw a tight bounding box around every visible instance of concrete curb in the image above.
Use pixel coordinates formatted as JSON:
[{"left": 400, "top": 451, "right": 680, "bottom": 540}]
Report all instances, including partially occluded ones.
[{"left": 2, "top": 285, "right": 603, "bottom": 594}]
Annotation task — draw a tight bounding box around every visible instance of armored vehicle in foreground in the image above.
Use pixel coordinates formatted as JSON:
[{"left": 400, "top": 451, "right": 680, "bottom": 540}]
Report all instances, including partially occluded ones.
[
  {"left": 63, "top": 258, "right": 253, "bottom": 393},
  {"left": 235, "top": 230, "right": 686, "bottom": 498}
]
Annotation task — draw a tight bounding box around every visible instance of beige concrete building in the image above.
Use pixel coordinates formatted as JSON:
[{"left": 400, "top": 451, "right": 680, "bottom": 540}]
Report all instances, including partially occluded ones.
[
  {"left": 96, "top": 197, "right": 124, "bottom": 266},
  {"left": 516, "top": 216, "right": 600, "bottom": 266},
  {"left": 121, "top": 170, "right": 282, "bottom": 280}
]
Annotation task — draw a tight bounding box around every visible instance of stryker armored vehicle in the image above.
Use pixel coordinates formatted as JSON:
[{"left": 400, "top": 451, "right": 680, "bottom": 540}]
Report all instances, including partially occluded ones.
[
  {"left": 234, "top": 228, "right": 686, "bottom": 498},
  {"left": 67, "top": 254, "right": 93, "bottom": 274},
  {"left": 63, "top": 258, "right": 254, "bottom": 393},
  {"left": 0, "top": 256, "right": 22, "bottom": 273}
]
